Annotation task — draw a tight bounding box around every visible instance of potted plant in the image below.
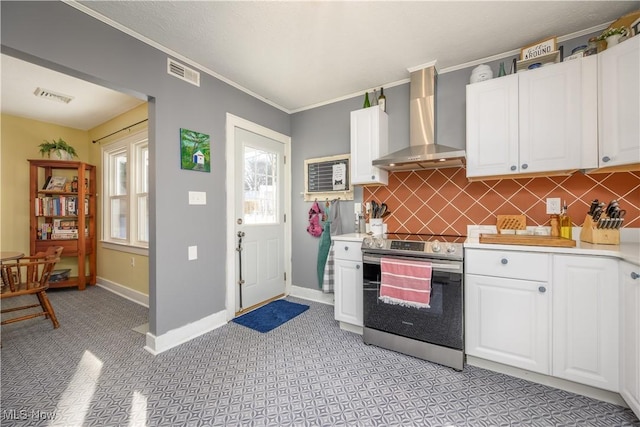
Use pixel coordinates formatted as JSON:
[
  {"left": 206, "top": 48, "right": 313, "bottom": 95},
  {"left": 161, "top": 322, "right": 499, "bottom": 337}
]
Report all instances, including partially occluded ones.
[
  {"left": 598, "top": 26, "right": 629, "bottom": 48},
  {"left": 38, "top": 138, "right": 78, "bottom": 160}
]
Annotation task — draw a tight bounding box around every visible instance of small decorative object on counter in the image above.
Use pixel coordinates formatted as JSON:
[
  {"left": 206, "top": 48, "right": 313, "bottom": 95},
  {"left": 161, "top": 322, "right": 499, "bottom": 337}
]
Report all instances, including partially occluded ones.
[
  {"left": 363, "top": 92, "right": 371, "bottom": 108},
  {"left": 378, "top": 87, "right": 386, "bottom": 112},
  {"left": 470, "top": 64, "right": 493, "bottom": 84},
  {"left": 560, "top": 201, "right": 572, "bottom": 240},
  {"left": 498, "top": 62, "right": 506, "bottom": 77},
  {"left": 550, "top": 215, "right": 560, "bottom": 237}
]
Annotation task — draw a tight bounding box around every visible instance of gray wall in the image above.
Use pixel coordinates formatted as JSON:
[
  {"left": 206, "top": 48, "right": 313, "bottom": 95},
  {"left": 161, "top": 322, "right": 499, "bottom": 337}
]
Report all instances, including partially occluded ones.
[
  {"left": 1, "top": 1, "right": 290, "bottom": 336},
  {"left": 290, "top": 83, "right": 410, "bottom": 290}
]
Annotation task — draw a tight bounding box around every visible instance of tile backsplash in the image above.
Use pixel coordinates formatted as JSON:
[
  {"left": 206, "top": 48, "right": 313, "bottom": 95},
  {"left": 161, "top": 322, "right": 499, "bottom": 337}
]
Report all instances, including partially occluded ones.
[{"left": 363, "top": 168, "right": 640, "bottom": 236}]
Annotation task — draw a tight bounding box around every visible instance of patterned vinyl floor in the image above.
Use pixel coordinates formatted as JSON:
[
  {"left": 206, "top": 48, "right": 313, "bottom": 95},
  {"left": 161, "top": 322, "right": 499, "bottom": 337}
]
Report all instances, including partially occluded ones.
[{"left": 1, "top": 286, "right": 638, "bottom": 427}]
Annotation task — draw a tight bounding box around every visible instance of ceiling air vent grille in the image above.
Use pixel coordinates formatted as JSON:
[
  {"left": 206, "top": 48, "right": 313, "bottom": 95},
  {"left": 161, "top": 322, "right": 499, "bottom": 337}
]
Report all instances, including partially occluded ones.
[
  {"left": 167, "top": 58, "right": 200, "bottom": 87},
  {"left": 33, "top": 87, "right": 74, "bottom": 104}
]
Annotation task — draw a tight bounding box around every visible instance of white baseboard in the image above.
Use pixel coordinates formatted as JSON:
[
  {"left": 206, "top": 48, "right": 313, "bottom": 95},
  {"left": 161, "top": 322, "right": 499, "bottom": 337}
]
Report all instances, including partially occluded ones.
[
  {"left": 289, "top": 284, "right": 334, "bottom": 306},
  {"left": 97, "top": 277, "right": 149, "bottom": 308},
  {"left": 466, "top": 355, "right": 627, "bottom": 407},
  {"left": 144, "top": 309, "right": 227, "bottom": 355}
]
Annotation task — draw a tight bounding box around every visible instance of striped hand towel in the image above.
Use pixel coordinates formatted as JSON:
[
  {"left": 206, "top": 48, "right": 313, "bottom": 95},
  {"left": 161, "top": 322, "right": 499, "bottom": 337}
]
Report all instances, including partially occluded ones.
[{"left": 379, "top": 257, "right": 432, "bottom": 308}]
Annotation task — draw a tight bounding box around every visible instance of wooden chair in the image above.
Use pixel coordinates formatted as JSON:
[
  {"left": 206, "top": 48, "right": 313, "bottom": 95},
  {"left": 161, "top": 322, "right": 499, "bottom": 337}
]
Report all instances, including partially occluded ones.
[
  {"left": 1, "top": 257, "right": 60, "bottom": 329},
  {"left": 19, "top": 246, "right": 64, "bottom": 264}
]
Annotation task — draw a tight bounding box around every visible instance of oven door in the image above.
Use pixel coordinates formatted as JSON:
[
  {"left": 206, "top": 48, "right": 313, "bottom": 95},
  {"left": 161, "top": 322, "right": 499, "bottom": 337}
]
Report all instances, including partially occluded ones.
[{"left": 362, "top": 253, "right": 463, "bottom": 351}]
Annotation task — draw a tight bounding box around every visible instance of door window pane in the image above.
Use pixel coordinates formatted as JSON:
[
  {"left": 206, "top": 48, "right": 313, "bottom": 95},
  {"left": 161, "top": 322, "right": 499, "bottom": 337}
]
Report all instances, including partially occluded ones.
[{"left": 243, "top": 146, "right": 278, "bottom": 224}]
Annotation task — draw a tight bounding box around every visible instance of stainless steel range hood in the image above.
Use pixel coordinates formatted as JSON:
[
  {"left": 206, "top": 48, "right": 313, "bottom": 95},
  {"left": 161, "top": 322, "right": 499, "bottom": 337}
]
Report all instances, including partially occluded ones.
[{"left": 372, "top": 66, "right": 466, "bottom": 171}]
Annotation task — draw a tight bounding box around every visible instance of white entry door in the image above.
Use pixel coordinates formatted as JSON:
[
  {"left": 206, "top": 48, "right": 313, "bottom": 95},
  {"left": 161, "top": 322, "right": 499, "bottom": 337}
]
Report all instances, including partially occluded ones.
[{"left": 234, "top": 127, "right": 285, "bottom": 312}]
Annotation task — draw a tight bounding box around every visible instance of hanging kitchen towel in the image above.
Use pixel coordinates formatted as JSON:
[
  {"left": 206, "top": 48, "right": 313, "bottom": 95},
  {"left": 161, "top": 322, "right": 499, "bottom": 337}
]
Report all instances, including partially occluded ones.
[
  {"left": 379, "top": 257, "right": 432, "bottom": 308},
  {"left": 317, "top": 203, "right": 332, "bottom": 288},
  {"left": 307, "top": 201, "right": 324, "bottom": 237},
  {"left": 322, "top": 242, "right": 335, "bottom": 293},
  {"left": 328, "top": 199, "right": 342, "bottom": 236}
]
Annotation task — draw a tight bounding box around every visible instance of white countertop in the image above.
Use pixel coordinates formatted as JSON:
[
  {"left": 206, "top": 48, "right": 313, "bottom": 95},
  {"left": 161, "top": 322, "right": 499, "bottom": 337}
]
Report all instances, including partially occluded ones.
[
  {"left": 333, "top": 230, "right": 640, "bottom": 266},
  {"left": 332, "top": 233, "right": 368, "bottom": 242},
  {"left": 464, "top": 238, "right": 640, "bottom": 265}
]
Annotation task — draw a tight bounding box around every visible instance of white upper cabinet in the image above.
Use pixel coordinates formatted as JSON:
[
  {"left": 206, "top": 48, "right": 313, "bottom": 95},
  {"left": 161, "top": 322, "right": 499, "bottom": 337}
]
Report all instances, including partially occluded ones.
[
  {"left": 519, "top": 57, "right": 597, "bottom": 173},
  {"left": 350, "top": 107, "right": 388, "bottom": 185},
  {"left": 598, "top": 35, "right": 640, "bottom": 168},
  {"left": 466, "top": 74, "right": 519, "bottom": 178},
  {"left": 466, "top": 56, "right": 598, "bottom": 179}
]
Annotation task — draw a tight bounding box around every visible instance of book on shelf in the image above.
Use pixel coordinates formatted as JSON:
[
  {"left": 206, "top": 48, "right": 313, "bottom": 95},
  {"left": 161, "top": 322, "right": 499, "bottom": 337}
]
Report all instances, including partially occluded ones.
[
  {"left": 51, "top": 232, "right": 78, "bottom": 240},
  {"left": 45, "top": 176, "right": 67, "bottom": 191}
]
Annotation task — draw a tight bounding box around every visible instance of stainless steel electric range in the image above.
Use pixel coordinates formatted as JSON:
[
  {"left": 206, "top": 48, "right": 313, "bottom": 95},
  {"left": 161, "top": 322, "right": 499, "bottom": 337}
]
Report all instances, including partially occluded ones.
[{"left": 361, "top": 233, "right": 465, "bottom": 371}]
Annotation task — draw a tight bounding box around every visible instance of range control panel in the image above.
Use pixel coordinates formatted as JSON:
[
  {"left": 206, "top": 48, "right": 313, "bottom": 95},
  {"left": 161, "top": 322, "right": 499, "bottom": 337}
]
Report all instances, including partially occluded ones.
[{"left": 390, "top": 241, "right": 425, "bottom": 252}]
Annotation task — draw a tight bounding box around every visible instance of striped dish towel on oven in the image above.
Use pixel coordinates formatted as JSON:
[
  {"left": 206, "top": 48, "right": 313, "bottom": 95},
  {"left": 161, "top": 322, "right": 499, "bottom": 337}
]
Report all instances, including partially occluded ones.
[{"left": 379, "top": 257, "right": 432, "bottom": 308}]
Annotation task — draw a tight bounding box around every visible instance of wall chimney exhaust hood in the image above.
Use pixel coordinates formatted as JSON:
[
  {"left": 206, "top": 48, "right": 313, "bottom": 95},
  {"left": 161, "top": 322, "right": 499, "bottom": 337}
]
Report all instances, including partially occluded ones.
[{"left": 372, "top": 66, "right": 466, "bottom": 171}]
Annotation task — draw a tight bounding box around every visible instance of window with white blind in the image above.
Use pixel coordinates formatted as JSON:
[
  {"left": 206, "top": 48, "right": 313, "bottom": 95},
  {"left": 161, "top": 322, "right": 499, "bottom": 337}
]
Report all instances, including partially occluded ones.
[{"left": 102, "top": 129, "right": 149, "bottom": 249}]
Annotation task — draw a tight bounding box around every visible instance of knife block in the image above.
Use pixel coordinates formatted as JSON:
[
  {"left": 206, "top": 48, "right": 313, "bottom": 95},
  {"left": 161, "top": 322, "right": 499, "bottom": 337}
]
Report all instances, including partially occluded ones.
[{"left": 579, "top": 215, "right": 620, "bottom": 245}]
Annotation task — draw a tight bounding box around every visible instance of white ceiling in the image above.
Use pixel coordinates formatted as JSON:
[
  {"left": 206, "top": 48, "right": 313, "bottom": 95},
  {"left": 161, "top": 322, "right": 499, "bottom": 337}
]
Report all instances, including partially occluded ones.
[
  {"left": 2, "top": 1, "right": 638, "bottom": 129},
  {"left": 1, "top": 54, "right": 145, "bottom": 131}
]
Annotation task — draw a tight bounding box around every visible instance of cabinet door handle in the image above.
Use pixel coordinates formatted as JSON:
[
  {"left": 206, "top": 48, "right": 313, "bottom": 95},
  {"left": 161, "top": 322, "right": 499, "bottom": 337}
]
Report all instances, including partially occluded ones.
[
  {"left": 356, "top": 264, "right": 360, "bottom": 270},
  {"left": 521, "top": 163, "right": 528, "bottom": 170},
  {"left": 344, "top": 246, "right": 349, "bottom": 251},
  {"left": 538, "top": 286, "right": 546, "bottom": 293},
  {"left": 632, "top": 272, "right": 639, "bottom": 280},
  {"left": 510, "top": 165, "right": 517, "bottom": 171},
  {"left": 371, "top": 175, "right": 375, "bottom": 180},
  {"left": 501, "top": 258, "right": 508, "bottom": 265},
  {"left": 602, "top": 156, "right": 611, "bottom": 163}
]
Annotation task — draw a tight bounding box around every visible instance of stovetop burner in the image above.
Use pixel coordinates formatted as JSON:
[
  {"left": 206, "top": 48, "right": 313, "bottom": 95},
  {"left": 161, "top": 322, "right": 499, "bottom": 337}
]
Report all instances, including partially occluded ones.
[{"left": 361, "top": 233, "right": 466, "bottom": 261}]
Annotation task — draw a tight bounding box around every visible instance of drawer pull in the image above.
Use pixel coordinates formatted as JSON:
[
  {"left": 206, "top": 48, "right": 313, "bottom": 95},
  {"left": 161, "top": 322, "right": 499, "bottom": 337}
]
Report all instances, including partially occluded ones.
[
  {"left": 344, "top": 246, "right": 349, "bottom": 251},
  {"left": 501, "top": 258, "right": 508, "bottom": 265},
  {"left": 356, "top": 264, "right": 360, "bottom": 270},
  {"left": 538, "top": 286, "right": 546, "bottom": 293},
  {"left": 632, "top": 272, "right": 639, "bottom": 280}
]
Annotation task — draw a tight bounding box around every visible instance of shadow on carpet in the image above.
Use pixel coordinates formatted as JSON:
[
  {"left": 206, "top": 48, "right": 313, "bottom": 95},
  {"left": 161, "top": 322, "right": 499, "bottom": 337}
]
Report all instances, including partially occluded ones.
[{"left": 232, "top": 299, "right": 309, "bottom": 333}]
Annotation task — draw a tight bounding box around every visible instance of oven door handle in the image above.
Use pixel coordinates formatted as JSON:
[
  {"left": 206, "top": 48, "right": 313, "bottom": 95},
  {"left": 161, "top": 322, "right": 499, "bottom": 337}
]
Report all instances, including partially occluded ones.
[{"left": 362, "top": 255, "right": 462, "bottom": 272}]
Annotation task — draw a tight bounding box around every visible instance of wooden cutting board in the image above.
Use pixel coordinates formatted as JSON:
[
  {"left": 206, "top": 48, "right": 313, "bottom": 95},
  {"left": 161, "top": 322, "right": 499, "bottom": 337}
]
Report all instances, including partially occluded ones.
[{"left": 479, "top": 233, "right": 577, "bottom": 248}]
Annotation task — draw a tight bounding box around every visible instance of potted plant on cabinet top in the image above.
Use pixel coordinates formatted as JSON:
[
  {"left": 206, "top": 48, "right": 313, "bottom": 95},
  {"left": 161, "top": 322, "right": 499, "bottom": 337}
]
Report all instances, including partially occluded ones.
[
  {"left": 598, "top": 26, "right": 629, "bottom": 48},
  {"left": 38, "top": 138, "right": 78, "bottom": 160}
]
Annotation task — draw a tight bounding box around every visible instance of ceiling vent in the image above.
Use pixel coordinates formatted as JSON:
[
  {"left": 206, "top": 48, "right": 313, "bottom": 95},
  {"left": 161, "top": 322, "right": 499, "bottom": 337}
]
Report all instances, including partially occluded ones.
[
  {"left": 167, "top": 58, "right": 200, "bottom": 87},
  {"left": 33, "top": 87, "right": 74, "bottom": 104}
]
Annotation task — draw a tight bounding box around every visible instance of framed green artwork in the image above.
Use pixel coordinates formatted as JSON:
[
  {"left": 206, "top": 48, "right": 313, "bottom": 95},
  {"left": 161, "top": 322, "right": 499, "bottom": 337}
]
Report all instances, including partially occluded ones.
[{"left": 180, "top": 128, "right": 211, "bottom": 172}]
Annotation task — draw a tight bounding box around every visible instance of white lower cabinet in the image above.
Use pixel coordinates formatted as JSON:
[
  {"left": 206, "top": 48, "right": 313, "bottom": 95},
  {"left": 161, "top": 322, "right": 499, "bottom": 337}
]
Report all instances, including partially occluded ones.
[
  {"left": 466, "top": 249, "right": 622, "bottom": 392},
  {"left": 465, "top": 249, "right": 550, "bottom": 373},
  {"left": 620, "top": 261, "right": 640, "bottom": 418},
  {"left": 552, "top": 255, "right": 619, "bottom": 391},
  {"left": 466, "top": 273, "right": 550, "bottom": 374},
  {"left": 333, "top": 240, "right": 363, "bottom": 327}
]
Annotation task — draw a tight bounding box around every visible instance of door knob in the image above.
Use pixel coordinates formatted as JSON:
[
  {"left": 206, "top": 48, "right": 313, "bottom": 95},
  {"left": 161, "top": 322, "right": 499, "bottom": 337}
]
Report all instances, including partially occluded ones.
[
  {"left": 632, "top": 272, "right": 639, "bottom": 280},
  {"left": 602, "top": 156, "right": 611, "bottom": 163},
  {"left": 237, "top": 218, "right": 243, "bottom": 225},
  {"left": 538, "top": 286, "right": 546, "bottom": 293}
]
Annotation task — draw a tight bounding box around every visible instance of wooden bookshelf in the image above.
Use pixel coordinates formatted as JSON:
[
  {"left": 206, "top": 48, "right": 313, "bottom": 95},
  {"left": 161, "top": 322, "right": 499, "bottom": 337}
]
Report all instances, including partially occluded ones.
[{"left": 28, "top": 159, "right": 97, "bottom": 290}]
